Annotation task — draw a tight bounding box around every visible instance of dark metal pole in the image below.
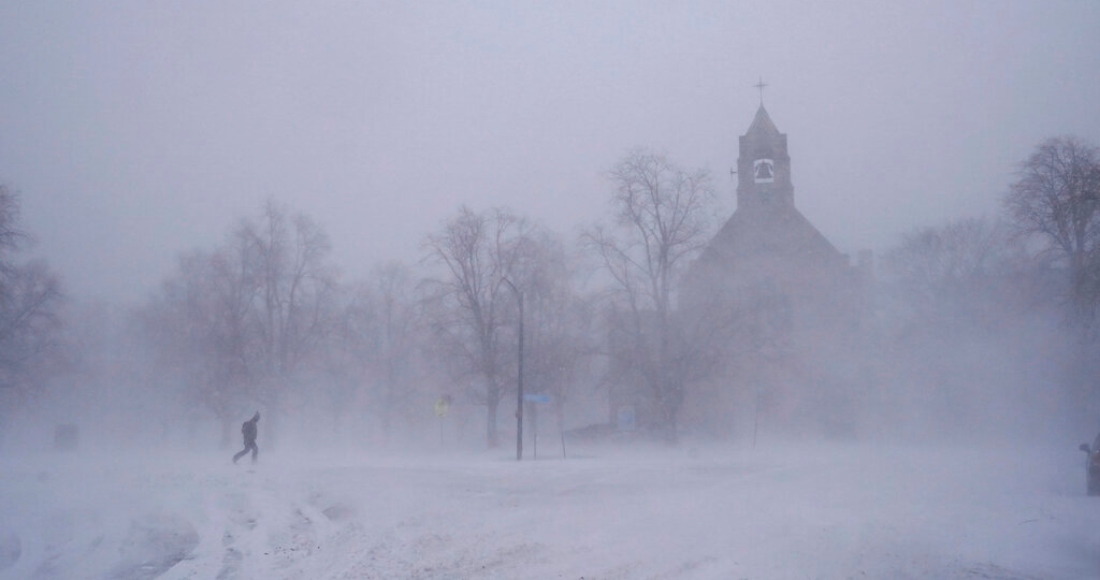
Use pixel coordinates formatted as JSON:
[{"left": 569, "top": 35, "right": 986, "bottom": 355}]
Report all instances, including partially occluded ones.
[
  {"left": 753, "top": 384, "right": 761, "bottom": 449},
  {"left": 515, "top": 290, "right": 524, "bottom": 461},
  {"left": 558, "top": 400, "right": 567, "bottom": 458},
  {"left": 500, "top": 277, "right": 525, "bottom": 461}
]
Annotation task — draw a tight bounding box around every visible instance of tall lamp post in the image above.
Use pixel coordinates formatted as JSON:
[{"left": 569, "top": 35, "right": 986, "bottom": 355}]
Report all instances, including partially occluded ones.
[{"left": 502, "top": 278, "right": 524, "bottom": 461}]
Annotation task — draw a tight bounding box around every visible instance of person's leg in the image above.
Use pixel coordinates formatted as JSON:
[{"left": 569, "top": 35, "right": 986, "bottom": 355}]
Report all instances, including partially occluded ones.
[
  {"left": 233, "top": 446, "right": 248, "bottom": 464},
  {"left": 250, "top": 441, "right": 258, "bottom": 463}
]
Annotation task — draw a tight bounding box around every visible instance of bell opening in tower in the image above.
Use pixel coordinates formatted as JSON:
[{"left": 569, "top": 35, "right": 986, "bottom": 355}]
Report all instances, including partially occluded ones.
[{"left": 754, "top": 159, "right": 774, "bottom": 183}]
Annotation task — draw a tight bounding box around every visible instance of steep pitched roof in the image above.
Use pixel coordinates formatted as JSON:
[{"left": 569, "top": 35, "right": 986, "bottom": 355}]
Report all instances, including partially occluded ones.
[
  {"left": 745, "top": 105, "right": 780, "bottom": 139},
  {"left": 695, "top": 204, "right": 844, "bottom": 272},
  {"left": 685, "top": 104, "right": 848, "bottom": 292}
]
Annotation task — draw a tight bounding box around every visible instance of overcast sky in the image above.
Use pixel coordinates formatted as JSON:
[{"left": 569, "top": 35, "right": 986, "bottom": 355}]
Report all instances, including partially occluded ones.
[{"left": 2, "top": 1, "right": 1098, "bottom": 303}]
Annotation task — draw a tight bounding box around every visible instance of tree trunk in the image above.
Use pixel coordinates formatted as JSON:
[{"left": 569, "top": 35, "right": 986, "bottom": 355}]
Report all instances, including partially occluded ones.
[
  {"left": 486, "top": 398, "right": 499, "bottom": 448},
  {"left": 660, "top": 404, "right": 679, "bottom": 444}
]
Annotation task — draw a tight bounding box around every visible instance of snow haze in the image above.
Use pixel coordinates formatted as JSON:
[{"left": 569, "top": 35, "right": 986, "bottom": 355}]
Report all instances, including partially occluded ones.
[
  {"left": 2, "top": 1, "right": 1097, "bottom": 302},
  {"left": 2, "top": 2, "right": 1100, "bottom": 579}
]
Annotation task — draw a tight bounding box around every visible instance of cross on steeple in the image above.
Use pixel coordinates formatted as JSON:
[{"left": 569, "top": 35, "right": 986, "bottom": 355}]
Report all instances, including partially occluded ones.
[{"left": 754, "top": 76, "right": 768, "bottom": 106}]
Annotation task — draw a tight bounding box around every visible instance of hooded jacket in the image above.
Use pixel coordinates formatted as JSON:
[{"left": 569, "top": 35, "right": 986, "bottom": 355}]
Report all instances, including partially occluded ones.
[{"left": 242, "top": 413, "right": 260, "bottom": 443}]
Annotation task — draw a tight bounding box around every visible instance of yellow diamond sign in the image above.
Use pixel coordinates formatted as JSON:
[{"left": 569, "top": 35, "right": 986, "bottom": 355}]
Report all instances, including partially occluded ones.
[{"left": 434, "top": 397, "right": 450, "bottom": 418}]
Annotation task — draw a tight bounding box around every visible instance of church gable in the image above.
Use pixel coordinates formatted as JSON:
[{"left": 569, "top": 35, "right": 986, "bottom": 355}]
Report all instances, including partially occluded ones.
[
  {"left": 683, "top": 104, "right": 857, "bottom": 329},
  {"left": 700, "top": 205, "right": 843, "bottom": 269},
  {"left": 692, "top": 105, "right": 848, "bottom": 285}
]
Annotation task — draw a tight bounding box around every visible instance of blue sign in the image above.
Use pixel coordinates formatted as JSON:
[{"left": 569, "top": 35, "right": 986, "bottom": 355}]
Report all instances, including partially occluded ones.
[
  {"left": 617, "top": 405, "right": 636, "bottom": 431},
  {"left": 523, "top": 393, "right": 551, "bottom": 404}
]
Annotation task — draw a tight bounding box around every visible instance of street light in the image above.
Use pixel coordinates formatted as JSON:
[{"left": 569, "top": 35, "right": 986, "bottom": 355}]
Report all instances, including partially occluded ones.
[{"left": 501, "top": 277, "right": 524, "bottom": 461}]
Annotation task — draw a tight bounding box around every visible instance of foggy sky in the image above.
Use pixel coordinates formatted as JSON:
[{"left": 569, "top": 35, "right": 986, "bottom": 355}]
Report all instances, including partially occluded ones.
[{"left": 2, "top": 1, "right": 1098, "bottom": 303}]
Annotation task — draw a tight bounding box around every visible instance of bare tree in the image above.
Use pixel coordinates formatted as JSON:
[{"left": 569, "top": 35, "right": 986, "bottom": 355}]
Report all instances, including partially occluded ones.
[
  {"left": 882, "top": 217, "right": 1010, "bottom": 330},
  {"left": 372, "top": 261, "right": 424, "bottom": 439},
  {"left": 511, "top": 229, "right": 594, "bottom": 452},
  {"left": 140, "top": 199, "right": 338, "bottom": 445},
  {"left": 0, "top": 260, "right": 64, "bottom": 394},
  {"left": 0, "top": 186, "right": 65, "bottom": 405},
  {"left": 232, "top": 200, "right": 339, "bottom": 443},
  {"left": 1004, "top": 136, "right": 1100, "bottom": 320},
  {"left": 139, "top": 248, "right": 256, "bottom": 445},
  {"left": 876, "top": 216, "right": 1064, "bottom": 437},
  {"left": 319, "top": 280, "right": 377, "bottom": 440},
  {"left": 583, "top": 150, "right": 717, "bottom": 442},
  {"left": 422, "top": 206, "right": 536, "bottom": 448},
  {"left": 238, "top": 200, "right": 338, "bottom": 382},
  {"left": 330, "top": 261, "right": 423, "bottom": 443}
]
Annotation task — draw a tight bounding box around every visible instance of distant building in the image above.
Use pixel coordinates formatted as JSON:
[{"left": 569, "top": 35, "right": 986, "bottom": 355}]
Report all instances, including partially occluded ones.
[{"left": 679, "top": 105, "right": 873, "bottom": 438}]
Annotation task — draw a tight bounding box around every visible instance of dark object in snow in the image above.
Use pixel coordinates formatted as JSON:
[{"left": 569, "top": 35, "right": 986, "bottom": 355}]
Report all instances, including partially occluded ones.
[
  {"left": 232, "top": 412, "right": 260, "bottom": 465},
  {"left": 53, "top": 423, "right": 78, "bottom": 451},
  {"left": 1078, "top": 435, "right": 1100, "bottom": 495}
]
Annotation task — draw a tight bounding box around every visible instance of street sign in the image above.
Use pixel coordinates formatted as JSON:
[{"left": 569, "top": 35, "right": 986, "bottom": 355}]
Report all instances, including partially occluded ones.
[
  {"left": 617, "top": 405, "right": 636, "bottom": 431},
  {"left": 523, "top": 393, "right": 550, "bottom": 404}
]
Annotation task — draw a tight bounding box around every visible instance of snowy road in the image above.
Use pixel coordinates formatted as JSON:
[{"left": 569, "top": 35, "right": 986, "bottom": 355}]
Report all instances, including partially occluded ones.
[{"left": 1, "top": 442, "right": 1097, "bottom": 579}]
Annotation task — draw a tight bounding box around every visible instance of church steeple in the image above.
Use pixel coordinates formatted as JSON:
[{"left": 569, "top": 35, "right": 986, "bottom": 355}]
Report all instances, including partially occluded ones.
[
  {"left": 736, "top": 105, "right": 794, "bottom": 211},
  {"left": 746, "top": 105, "right": 779, "bottom": 137}
]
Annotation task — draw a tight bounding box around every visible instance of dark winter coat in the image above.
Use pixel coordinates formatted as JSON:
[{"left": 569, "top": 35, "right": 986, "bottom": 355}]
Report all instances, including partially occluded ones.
[{"left": 242, "top": 413, "right": 260, "bottom": 444}]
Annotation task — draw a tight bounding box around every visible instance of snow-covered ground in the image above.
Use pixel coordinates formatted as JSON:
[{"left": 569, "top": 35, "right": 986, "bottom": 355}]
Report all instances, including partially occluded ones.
[{"left": 1, "top": 441, "right": 1097, "bottom": 579}]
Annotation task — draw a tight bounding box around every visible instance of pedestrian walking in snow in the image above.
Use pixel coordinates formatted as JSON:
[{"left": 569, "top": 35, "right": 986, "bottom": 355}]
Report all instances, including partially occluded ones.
[{"left": 233, "top": 412, "right": 260, "bottom": 464}]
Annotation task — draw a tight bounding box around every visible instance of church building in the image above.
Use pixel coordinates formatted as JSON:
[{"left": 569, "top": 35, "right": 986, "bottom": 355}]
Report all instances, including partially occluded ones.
[{"left": 680, "top": 104, "right": 872, "bottom": 437}]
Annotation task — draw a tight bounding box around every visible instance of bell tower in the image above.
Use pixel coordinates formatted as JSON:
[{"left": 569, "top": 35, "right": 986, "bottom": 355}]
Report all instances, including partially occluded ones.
[{"left": 736, "top": 105, "right": 794, "bottom": 211}]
